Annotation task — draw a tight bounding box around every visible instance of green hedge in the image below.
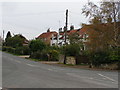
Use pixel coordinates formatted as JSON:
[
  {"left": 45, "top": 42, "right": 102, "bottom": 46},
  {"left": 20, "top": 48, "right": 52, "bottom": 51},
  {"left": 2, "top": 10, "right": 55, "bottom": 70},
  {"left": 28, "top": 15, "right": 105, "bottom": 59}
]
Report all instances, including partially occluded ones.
[
  {"left": 15, "top": 46, "right": 30, "bottom": 55},
  {"left": 48, "top": 50, "right": 59, "bottom": 61},
  {"left": 90, "top": 50, "right": 119, "bottom": 67},
  {"left": 2, "top": 46, "right": 15, "bottom": 53},
  {"left": 109, "top": 50, "right": 119, "bottom": 62},
  {"left": 30, "top": 49, "right": 59, "bottom": 61},
  {"left": 30, "top": 51, "right": 48, "bottom": 61},
  {"left": 60, "top": 44, "right": 80, "bottom": 56},
  {"left": 2, "top": 46, "right": 30, "bottom": 55}
]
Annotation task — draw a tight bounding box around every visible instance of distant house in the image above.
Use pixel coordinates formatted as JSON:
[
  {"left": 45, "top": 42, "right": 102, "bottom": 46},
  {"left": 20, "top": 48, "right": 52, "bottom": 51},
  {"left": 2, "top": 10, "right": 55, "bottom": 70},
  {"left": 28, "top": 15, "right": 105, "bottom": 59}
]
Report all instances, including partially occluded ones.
[
  {"left": 15, "top": 34, "right": 29, "bottom": 46},
  {"left": 58, "top": 29, "right": 79, "bottom": 46},
  {"left": 37, "top": 26, "right": 90, "bottom": 47},
  {"left": 37, "top": 29, "right": 57, "bottom": 45},
  {"left": 57, "top": 26, "right": 89, "bottom": 47}
]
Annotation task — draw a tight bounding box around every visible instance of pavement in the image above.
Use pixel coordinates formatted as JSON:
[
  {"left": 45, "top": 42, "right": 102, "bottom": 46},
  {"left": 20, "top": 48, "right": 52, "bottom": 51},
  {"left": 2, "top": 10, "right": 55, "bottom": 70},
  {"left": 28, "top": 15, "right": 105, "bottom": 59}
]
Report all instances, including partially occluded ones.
[{"left": 2, "top": 51, "right": 119, "bottom": 88}]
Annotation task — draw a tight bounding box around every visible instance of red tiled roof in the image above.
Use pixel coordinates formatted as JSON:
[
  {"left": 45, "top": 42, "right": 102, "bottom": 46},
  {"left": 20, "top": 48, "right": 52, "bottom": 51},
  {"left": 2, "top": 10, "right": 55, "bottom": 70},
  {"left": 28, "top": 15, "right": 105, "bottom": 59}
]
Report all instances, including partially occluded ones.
[
  {"left": 67, "top": 30, "right": 78, "bottom": 35},
  {"left": 37, "top": 31, "right": 57, "bottom": 39},
  {"left": 78, "top": 25, "right": 91, "bottom": 35},
  {"left": 59, "top": 32, "right": 64, "bottom": 35},
  {"left": 59, "top": 29, "right": 78, "bottom": 35}
]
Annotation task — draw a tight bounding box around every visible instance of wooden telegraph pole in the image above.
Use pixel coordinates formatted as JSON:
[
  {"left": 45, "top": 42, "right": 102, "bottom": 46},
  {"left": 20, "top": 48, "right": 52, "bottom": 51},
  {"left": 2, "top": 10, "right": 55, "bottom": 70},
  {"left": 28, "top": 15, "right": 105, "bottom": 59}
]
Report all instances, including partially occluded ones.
[
  {"left": 3, "top": 30, "right": 5, "bottom": 41},
  {"left": 64, "top": 9, "right": 68, "bottom": 64}
]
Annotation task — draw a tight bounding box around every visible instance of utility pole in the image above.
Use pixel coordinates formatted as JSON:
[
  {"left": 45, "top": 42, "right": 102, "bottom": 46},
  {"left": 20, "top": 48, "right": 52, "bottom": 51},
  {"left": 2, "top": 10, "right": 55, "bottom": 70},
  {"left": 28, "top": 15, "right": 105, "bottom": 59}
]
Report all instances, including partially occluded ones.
[
  {"left": 3, "top": 30, "right": 5, "bottom": 41},
  {"left": 63, "top": 9, "right": 68, "bottom": 64}
]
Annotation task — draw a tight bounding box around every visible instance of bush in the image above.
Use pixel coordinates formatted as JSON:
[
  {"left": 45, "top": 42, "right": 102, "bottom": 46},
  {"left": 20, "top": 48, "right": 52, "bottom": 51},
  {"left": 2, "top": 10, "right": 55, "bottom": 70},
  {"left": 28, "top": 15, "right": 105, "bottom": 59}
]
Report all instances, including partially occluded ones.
[
  {"left": 48, "top": 50, "right": 59, "bottom": 61},
  {"left": 90, "top": 51, "right": 110, "bottom": 67},
  {"left": 2, "top": 46, "right": 15, "bottom": 53},
  {"left": 30, "top": 51, "right": 41, "bottom": 59},
  {"left": 30, "top": 50, "right": 48, "bottom": 61},
  {"left": 22, "top": 46, "right": 30, "bottom": 55},
  {"left": 60, "top": 44, "right": 80, "bottom": 56},
  {"left": 2, "top": 46, "right": 7, "bottom": 51},
  {"left": 7, "top": 47, "right": 15, "bottom": 53},
  {"left": 15, "top": 46, "right": 30, "bottom": 55},
  {"left": 5, "top": 35, "right": 24, "bottom": 48},
  {"left": 29, "top": 39, "right": 46, "bottom": 53},
  {"left": 30, "top": 49, "right": 59, "bottom": 61},
  {"left": 109, "top": 50, "right": 120, "bottom": 62},
  {"left": 2, "top": 46, "right": 30, "bottom": 55},
  {"left": 15, "top": 47, "right": 24, "bottom": 55}
]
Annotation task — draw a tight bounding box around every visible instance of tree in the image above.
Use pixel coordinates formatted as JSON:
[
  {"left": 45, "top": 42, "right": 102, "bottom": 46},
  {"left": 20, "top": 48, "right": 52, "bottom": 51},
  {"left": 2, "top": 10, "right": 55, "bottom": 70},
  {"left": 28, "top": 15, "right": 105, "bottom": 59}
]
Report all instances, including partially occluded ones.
[
  {"left": 82, "top": 1, "right": 120, "bottom": 67},
  {"left": 68, "top": 32, "right": 84, "bottom": 53},
  {"left": 29, "top": 39, "right": 46, "bottom": 53},
  {"left": 6, "top": 35, "right": 24, "bottom": 48},
  {"left": 5, "top": 31, "right": 12, "bottom": 40},
  {"left": 5, "top": 31, "right": 12, "bottom": 46},
  {"left": 82, "top": 1, "right": 120, "bottom": 51}
]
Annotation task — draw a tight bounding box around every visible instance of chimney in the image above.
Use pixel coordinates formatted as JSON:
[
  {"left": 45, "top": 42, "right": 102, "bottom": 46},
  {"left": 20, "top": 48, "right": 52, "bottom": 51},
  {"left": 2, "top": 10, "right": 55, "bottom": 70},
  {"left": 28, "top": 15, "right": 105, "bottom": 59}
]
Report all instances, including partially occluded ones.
[
  {"left": 70, "top": 25, "right": 74, "bottom": 30},
  {"left": 47, "top": 28, "right": 50, "bottom": 32}
]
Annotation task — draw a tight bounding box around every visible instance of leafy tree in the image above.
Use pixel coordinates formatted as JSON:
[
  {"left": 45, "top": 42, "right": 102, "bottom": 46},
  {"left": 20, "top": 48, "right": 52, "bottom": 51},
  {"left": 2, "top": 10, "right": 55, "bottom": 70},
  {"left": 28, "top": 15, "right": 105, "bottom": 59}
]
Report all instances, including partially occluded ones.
[
  {"left": 68, "top": 32, "right": 85, "bottom": 56},
  {"left": 82, "top": 1, "right": 120, "bottom": 51},
  {"left": 5, "top": 35, "right": 24, "bottom": 48},
  {"left": 68, "top": 32, "right": 80, "bottom": 44},
  {"left": 5, "top": 31, "right": 12, "bottom": 40},
  {"left": 29, "top": 39, "right": 46, "bottom": 53},
  {"left": 5, "top": 31, "right": 12, "bottom": 46}
]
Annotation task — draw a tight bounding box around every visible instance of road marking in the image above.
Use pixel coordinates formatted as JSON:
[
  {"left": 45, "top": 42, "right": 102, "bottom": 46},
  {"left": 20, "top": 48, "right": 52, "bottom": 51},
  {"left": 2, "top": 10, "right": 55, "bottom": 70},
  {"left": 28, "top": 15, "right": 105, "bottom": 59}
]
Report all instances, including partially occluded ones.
[
  {"left": 0, "top": 87, "right": 2, "bottom": 89},
  {"left": 98, "top": 73, "right": 117, "bottom": 82},
  {"left": 66, "top": 73, "right": 94, "bottom": 80},
  {"left": 26, "top": 64, "right": 39, "bottom": 67}
]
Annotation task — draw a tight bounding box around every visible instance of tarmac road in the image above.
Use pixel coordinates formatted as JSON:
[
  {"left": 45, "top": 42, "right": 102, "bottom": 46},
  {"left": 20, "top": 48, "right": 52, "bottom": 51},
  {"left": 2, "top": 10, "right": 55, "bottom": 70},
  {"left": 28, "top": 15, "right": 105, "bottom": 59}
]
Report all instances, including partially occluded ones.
[{"left": 2, "top": 52, "right": 118, "bottom": 88}]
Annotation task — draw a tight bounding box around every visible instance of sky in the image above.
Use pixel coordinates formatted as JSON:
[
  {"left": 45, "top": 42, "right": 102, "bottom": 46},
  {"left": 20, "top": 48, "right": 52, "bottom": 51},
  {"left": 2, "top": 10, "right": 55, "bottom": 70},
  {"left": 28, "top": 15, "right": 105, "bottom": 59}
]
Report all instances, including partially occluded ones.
[{"left": 0, "top": 0, "right": 100, "bottom": 40}]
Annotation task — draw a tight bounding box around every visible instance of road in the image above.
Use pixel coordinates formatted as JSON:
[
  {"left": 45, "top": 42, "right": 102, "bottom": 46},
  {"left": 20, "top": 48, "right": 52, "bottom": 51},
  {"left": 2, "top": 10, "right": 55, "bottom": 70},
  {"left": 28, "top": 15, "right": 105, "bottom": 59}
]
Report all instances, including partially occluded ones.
[{"left": 2, "top": 52, "right": 118, "bottom": 88}]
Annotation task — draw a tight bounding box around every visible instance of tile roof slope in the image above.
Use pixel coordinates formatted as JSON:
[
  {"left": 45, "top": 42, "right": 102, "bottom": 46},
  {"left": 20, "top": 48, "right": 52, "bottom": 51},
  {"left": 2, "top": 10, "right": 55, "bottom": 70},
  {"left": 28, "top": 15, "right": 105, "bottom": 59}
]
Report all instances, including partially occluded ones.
[
  {"left": 78, "top": 25, "right": 91, "bottom": 35},
  {"left": 37, "top": 31, "right": 57, "bottom": 38}
]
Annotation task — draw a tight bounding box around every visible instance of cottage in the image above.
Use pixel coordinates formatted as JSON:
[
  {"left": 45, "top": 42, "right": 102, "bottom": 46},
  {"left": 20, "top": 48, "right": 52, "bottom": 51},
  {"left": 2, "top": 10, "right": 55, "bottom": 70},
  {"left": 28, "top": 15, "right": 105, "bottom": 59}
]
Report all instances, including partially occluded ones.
[{"left": 37, "top": 29, "right": 57, "bottom": 46}]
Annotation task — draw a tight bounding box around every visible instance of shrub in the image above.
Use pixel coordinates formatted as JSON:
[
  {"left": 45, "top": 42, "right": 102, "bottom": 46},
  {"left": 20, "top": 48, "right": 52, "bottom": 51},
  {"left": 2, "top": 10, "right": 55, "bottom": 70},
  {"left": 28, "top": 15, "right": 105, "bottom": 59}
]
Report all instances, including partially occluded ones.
[
  {"left": 29, "top": 39, "right": 46, "bottom": 53},
  {"left": 15, "top": 47, "right": 24, "bottom": 55},
  {"left": 2, "top": 46, "right": 7, "bottom": 51},
  {"left": 90, "top": 51, "right": 110, "bottom": 67},
  {"left": 109, "top": 50, "right": 120, "bottom": 63},
  {"left": 7, "top": 47, "right": 15, "bottom": 53},
  {"left": 48, "top": 50, "right": 59, "bottom": 61},
  {"left": 49, "top": 46, "right": 60, "bottom": 51},
  {"left": 60, "top": 44, "right": 80, "bottom": 56},
  {"left": 15, "top": 46, "right": 30, "bottom": 55},
  {"left": 30, "top": 51, "right": 41, "bottom": 59},
  {"left": 30, "top": 49, "right": 59, "bottom": 61},
  {"left": 30, "top": 50, "right": 48, "bottom": 61},
  {"left": 2, "top": 46, "right": 15, "bottom": 53},
  {"left": 22, "top": 46, "right": 30, "bottom": 55},
  {"left": 5, "top": 35, "right": 24, "bottom": 48}
]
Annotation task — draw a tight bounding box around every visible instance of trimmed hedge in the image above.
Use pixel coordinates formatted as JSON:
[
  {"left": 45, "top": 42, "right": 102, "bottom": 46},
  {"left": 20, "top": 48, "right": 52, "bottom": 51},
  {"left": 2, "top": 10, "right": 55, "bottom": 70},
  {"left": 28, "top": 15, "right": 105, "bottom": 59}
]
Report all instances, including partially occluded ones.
[
  {"left": 15, "top": 46, "right": 30, "bottom": 55},
  {"left": 2, "top": 46, "right": 15, "bottom": 53},
  {"left": 89, "top": 49, "right": 119, "bottom": 67},
  {"left": 30, "top": 49, "right": 59, "bottom": 61},
  {"left": 2, "top": 46, "right": 30, "bottom": 55}
]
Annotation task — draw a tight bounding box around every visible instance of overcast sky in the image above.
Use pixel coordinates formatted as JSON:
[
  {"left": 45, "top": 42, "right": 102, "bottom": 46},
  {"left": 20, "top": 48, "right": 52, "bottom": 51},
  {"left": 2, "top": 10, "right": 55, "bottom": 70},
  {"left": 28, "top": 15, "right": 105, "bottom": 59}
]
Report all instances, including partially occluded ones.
[{"left": 0, "top": 1, "right": 100, "bottom": 40}]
